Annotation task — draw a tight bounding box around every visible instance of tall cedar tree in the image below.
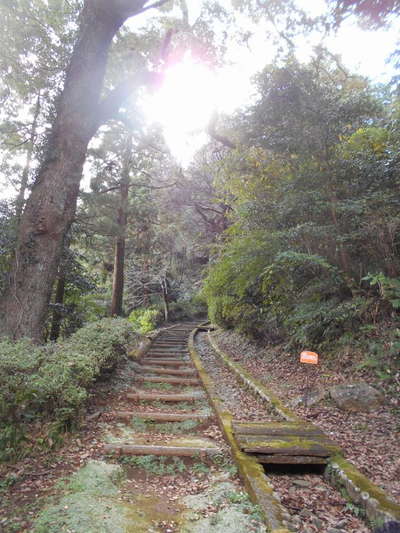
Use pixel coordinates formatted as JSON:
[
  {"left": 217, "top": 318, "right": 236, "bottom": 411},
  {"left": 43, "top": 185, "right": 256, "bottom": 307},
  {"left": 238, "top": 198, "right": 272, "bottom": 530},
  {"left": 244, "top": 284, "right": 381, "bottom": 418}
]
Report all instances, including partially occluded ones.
[{"left": 0, "top": 0, "right": 167, "bottom": 341}]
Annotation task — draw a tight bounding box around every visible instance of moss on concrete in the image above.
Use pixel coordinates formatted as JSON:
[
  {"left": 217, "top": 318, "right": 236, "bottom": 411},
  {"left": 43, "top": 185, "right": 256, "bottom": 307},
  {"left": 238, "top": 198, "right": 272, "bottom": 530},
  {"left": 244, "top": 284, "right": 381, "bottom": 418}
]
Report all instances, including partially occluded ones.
[
  {"left": 327, "top": 455, "right": 400, "bottom": 523},
  {"left": 188, "top": 330, "right": 290, "bottom": 533}
]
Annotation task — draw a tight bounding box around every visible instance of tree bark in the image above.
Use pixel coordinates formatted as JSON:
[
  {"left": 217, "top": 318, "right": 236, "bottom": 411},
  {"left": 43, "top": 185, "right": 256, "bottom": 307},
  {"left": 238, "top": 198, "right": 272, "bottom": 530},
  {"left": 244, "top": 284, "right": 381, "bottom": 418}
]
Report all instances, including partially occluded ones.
[
  {"left": 0, "top": 0, "right": 166, "bottom": 341},
  {"left": 111, "top": 138, "right": 131, "bottom": 316},
  {"left": 49, "top": 275, "right": 66, "bottom": 341},
  {"left": 15, "top": 93, "right": 41, "bottom": 222},
  {"left": 160, "top": 275, "right": 169, "bottom": 321}
]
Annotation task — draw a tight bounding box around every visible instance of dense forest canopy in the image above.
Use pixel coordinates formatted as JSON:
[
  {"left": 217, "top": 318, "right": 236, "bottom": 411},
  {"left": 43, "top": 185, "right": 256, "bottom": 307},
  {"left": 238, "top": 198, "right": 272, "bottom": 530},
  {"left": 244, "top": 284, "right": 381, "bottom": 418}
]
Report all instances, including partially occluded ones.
[{"left": 0, "top": 0, "right": 398, "bottom": 362}]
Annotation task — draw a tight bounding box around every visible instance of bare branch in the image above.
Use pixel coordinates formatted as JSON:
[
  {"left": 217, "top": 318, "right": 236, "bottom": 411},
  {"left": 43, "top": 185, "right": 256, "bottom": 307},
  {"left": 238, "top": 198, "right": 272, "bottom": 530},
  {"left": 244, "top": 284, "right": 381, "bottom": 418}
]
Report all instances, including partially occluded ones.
[{"left": 207, "top": 113, "right": 237, "bottom": 149}]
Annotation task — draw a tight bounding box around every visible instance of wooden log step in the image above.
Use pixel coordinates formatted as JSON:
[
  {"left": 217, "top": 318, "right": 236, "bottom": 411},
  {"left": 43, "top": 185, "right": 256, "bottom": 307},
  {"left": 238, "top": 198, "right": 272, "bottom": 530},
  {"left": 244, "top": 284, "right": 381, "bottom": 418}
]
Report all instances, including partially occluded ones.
[
  {"left": 137, "top": 366, "right": 197, "bottom": 376},
  {"left": 145, "top": 359, "right": 189, "bottom": 366},
  {"left": 152, "top": 343, "right": 186, "bottom": 347},
  {"left": 136, "top": 376, "right": 200, "bottom": 385},
  {"left": 112, "top": 411, "right": 211, "bottom": 422},
  {"left": 103, "top": 444, "right": 220, "bottom": 457},
  {"left": 232, "top": 421, "right": 326, "bottom": 437},
  {"left": 160, "top": 337, "right": 187, "bottom": 341},
  {"left": 127, "top": 391, "right": 205, "bottom": 402},
  {"left": 147, "top": 348, "right": 188, "bottom": 355},
  {"left": 145, "top": 353, "right": 187, "bottom": 358},
  {"left": 256, "top": 454, "right": 328, "bottom": 465},
  {"left": 147, "top": 352, "right": 187, "bottom": 356}
]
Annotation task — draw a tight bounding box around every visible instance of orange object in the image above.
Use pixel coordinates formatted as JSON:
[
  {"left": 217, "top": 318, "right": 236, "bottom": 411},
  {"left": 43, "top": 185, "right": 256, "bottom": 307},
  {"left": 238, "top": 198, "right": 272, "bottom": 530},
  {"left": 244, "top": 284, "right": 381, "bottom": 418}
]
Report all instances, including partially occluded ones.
[{"left": 300, "top": 351, "right": 319, "bottom": 365}]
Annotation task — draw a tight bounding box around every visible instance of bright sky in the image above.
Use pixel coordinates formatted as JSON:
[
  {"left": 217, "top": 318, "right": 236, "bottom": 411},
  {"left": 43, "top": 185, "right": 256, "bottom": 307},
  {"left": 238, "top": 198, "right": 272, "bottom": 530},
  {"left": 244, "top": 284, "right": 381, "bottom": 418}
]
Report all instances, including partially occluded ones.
[
  {"left": 1, "top": 0, "right": 399, "bottom": 198},
  {"left": 142, "top": 0, "right": 400, "bottom": 166}
]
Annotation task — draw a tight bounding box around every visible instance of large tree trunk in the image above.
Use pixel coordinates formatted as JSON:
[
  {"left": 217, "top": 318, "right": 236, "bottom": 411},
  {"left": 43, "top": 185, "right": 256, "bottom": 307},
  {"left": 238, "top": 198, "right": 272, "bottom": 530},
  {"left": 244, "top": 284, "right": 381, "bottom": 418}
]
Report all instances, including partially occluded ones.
[
  {"left": 0, "top": 1, "right": 162, "bottom": 341},
  {"left": 111, "top": 139, "right": 131, "bottom": 316}
]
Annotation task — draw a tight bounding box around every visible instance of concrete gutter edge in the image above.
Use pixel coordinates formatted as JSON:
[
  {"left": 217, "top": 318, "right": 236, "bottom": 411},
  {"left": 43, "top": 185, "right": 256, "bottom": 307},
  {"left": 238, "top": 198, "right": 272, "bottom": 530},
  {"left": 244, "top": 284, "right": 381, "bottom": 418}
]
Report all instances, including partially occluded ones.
[
  {"left": 189, "top": 328, "right": 291, "bottom": 533},
  {"left": 209, "top": 329, "right": 400, "bottom": 527}
]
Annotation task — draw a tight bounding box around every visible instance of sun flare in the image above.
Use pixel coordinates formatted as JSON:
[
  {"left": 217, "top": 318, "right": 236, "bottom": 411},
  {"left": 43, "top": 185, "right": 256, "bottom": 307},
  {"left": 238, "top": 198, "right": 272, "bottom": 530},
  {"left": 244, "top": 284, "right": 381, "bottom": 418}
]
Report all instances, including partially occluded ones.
[{"left": 144, "top": 54, "right": 218, "bottom": 165}]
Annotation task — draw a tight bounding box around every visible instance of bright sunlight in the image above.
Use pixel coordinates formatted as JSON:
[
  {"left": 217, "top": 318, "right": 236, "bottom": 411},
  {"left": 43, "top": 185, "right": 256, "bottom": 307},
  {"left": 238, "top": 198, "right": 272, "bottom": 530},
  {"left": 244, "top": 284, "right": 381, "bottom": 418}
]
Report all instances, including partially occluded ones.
[{"left": 144, "top": 53, "right": 221, "bottom": 166}]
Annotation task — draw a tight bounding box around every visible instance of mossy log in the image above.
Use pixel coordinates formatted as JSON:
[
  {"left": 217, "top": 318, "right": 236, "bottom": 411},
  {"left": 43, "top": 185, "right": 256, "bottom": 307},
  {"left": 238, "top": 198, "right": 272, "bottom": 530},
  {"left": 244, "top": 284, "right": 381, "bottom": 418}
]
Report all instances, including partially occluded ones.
[
  {"left": 126, "top": 391, "right": 204, "bottom": 402},
  {"left": 136, "top": 366, "right": 197, "bottom": 376},
  {"left": 136, "top": 375, "right": 200, "bottom": 385},
  {"left": 103, "top": 444, "right": 219, "bottom": 456},
  {"left": 111, "top": 411, "right": 211, "bottom": 422},
  {"left": 144, "top": 359, "right": 190, "bottom": 366}
]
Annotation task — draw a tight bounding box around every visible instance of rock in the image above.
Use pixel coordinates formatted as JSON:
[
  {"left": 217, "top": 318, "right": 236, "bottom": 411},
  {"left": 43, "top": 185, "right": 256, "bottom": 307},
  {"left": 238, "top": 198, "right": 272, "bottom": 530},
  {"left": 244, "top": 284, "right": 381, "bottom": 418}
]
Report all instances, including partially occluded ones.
[
  {"left": 329, "top": 382, "right": 383, "bottom": 412},
  {"left": 299, "top": 509, "right": 312, "bottom": 519},
  {"left": 293, "top": 479, "right": 311, "bottom": 488},
  {"left": 291, "top": 388, "right": 327, "bottom": 407},
  {"left": 327, "top": 528, "right": 346, "bottom": 533},
  {"left": 312, "top": 517, "right": 323, "bottom": 528}
]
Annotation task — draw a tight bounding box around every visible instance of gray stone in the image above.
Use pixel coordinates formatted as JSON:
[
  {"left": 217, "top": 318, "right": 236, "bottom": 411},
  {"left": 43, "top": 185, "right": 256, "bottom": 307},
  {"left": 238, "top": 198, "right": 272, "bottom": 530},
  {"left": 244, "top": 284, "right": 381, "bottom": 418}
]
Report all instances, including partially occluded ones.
[
  {"left": 329, "top": 382, "right": 383, "bottom": 412},
  {"left": 312, "top": 517, "right": 323, "bottom": 528},
  {"left": 291, "top": 388, "right": 327, "bottom": 408},
  {"left": 293, "top": 479, "right": 311, "bottom": 488}
]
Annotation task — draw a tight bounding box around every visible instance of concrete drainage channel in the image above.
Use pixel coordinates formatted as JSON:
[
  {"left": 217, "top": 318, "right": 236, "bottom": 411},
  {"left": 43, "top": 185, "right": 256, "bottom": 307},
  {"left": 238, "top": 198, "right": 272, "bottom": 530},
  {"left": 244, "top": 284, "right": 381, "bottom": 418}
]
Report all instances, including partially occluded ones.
[
  {"left": 190, "top": 327, "right": 400, "bottom": 533},
  {"left": 32, "top": 323, "right": 400, "bottom": 533}
]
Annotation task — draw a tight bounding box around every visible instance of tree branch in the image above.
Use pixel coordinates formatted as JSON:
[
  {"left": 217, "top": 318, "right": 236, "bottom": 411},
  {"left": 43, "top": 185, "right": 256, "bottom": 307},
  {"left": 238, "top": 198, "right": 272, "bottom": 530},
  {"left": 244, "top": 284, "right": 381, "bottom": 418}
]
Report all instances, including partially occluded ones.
[{"left": 207, "top": 113, "right": 237, "bottom": 149}]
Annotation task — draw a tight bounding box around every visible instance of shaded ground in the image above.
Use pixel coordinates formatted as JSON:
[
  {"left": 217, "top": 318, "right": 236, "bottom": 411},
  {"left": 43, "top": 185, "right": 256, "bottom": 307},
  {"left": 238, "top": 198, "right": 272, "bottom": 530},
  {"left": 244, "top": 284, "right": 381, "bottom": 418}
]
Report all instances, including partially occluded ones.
[
  {"left": 213, "top": 329, "right": 400, "bottom": 505},
  {"left": 195, "top": 332, "right": 370, "bottom": 533}
]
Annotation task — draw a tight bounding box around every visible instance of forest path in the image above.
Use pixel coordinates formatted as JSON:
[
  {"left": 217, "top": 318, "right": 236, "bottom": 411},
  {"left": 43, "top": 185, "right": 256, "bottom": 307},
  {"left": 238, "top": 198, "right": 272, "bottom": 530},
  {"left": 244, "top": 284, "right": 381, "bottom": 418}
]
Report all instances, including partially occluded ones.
[{"left": 3, "top": 323, "right": 399, "bottom": 532}]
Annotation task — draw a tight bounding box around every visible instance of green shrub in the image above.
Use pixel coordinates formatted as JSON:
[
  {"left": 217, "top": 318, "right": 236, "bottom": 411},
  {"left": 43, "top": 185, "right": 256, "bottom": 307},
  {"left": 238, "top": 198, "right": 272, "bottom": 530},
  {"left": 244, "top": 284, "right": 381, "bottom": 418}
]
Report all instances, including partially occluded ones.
[
  {"left": 168, "top": 296, "right": 207, "bottom": 322},
  {"left": 0, "top": 318, "right": 138, "bottom": 461},
  {"left": 128, "top": 307, "right": 163, "bottom": 333}
]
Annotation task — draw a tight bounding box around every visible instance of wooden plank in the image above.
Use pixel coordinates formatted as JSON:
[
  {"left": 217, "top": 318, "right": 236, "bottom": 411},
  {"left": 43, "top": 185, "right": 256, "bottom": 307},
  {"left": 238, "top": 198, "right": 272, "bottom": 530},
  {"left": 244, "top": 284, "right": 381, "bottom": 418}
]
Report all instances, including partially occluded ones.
[
  {"left": 103, "top": 444, "right": 219, "bottom": 456},
  {"left": 239, "top": 434, "right": 338, "bottom": 449},
  {"left": 232, "top": 421, "right": 325, "bottom": 437},
  {"left": 242, "top": 442, "right": 330, "bottom": 457},
  {"left": 111, "top": 411, "right": 211, "bottom": 422},
  {"left": 127, "top": 391, "right": 204, "bottom": 402},
  {"left": 136, "top": 376, "right": 201, "bottom": 385},
  {"left": 256, "top": 454, "right": 328, "bottom": 465}
]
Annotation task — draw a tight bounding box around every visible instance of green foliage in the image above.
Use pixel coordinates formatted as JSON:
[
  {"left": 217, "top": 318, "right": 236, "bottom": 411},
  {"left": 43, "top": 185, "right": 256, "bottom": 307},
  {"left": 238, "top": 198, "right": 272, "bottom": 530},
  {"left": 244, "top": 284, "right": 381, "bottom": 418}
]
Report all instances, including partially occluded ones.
[
  {"left": 0, "top": 318, "right": 137, "bottom": 461},
  {"left": 363, "top": 272, "right": 400, "bottom": 310},
  {"left": 203, "top": 53, "right": 400, "bottom": 361},
  {"left": 0, "top": 201, "right": 16, "bottom": 295},
  {"left": 128, "top": 307, "right": 163, "bottom": 333},
  {"left": 168, "top": 296, "right": 208, "bottom": 321}
]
